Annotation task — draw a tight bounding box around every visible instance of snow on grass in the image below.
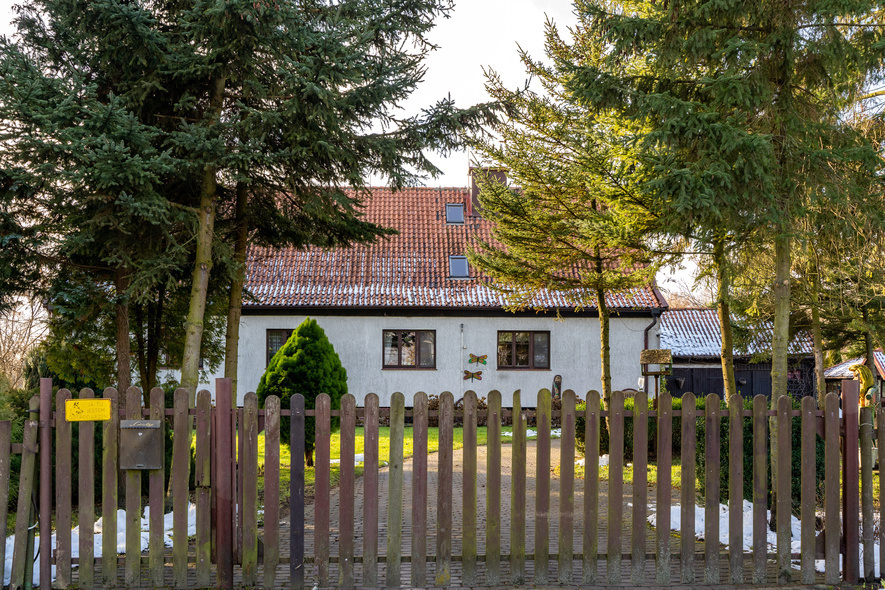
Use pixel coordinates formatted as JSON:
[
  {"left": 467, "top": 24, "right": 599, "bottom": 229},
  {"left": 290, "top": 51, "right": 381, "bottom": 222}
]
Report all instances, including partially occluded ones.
[
  {"left": 4, "top": 505, "right": 198, "bottom": 587},
  {"left": 648, "top": 501, "right": 877, "bottom": 576}
]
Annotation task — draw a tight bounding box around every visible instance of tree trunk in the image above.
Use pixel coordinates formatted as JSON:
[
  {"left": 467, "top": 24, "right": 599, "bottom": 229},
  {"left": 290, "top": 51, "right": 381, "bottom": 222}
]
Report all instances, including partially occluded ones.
[
  {"left": 147, "top": 289, "right": 163, "bottom": 395},
  {"left": 770, "top": 232, "right": 792, "bottom": 530},
  {"left": 224, "top": 181, "right": 249, "bottom": 400},
  {"left": 810, "top": 260, "right": 826, "bottom": 410},
  {"left": 596, "top": 253, "right": 612, "bottom": 433},
  {"left": 114, "top": 268, "right": 131, "bottom": 395},
  {"left": 134, "top": 302, "right": 149, "bottom": 403},
  {"left": 714, "top": 238, "right": 737, "bottom": 401}
]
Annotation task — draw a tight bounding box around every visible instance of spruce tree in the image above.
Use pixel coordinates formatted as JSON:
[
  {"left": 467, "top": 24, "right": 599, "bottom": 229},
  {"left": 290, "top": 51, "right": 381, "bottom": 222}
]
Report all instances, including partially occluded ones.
[{"left": 256, "top": 318, "right": 346, "bottom": 466}]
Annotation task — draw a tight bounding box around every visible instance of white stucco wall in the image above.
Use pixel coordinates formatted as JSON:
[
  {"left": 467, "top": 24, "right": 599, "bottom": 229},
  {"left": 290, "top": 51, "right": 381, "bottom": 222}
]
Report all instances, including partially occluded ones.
[{"left": 203, "top": 313, "right": 658, "bottom": 407}]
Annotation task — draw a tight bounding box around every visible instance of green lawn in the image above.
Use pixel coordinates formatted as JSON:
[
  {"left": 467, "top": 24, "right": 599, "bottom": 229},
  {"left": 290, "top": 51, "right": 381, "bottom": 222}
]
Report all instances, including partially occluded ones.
[{"left": 257, "top": 426, "right": 489, "bottom": 507}]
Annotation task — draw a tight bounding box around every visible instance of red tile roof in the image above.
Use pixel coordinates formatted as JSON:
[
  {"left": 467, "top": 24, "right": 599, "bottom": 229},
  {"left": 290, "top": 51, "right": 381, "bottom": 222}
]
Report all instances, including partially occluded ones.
[
  {"left": 244, "top": 187, "right": 666, "bottom": 311},
  {"left": 660, "top": 308, "right": 814, "bottom": 358}
]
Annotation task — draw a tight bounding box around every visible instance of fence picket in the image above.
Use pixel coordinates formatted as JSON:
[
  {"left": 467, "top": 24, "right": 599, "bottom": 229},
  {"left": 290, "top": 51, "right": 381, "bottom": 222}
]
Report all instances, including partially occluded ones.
[
  {"left": 879, "top": 405, "right": 885, "bottom": 581},
  {"left": 487, "top": 390, "right": 502, "bottom": 585},
  {"left": 263, "top": 395, "right": 281, "bottom": 590},
  {"left": 102, "top": 387, "right": 119, "bottom": 589},
  {"left": 411, "top": 392, "right": 429, "bottom": 588},
  {"left": 10, "top": 397, "right": 38, "bottom": 590},
  {"left": 39, "top": 379, "right": 51, "bottom": 588},
  {"left": 290, "top": 394, "right": 306, "bottom": 590},
  {"left": 824, "top": 392, "right": 840, "bottom": 584},
  {"left": 315, "top": 394, "right": 331, "bottom": 587},
  {"left": 385, "top": 392, "right": 405, "bottom": 588},
  {"left": 435, "top": 391, "right": 454, "bottom": 586},
  {"left": 860, "top": 405, "right": 874, "bottom": 581},
  {"left": 511, "top": 389, "right": 526, "bottom": 584},
  {"left": 237, "top": 406, "right": 244, "bottom": 565},
  {"left": 55, "top": 389, "right": 72, "bottom": 589},
  {"left": 242, "top": 393, "right": 259, "bottom": 586},
  {"left": 558, "top": 390, "right": 575, "bottom": 584},
  {"left": 195, "top": 390, "right": 211, "bottom": 588},
  {"left": 727, "top": 393, "right": 742, "bottom": 584},
  {"left": 752, "top": 394, "right": 767, "bottom": 584},
  {"left": 657, "top": 392, "right": 673, "bottom": 584},
  {"left": 462, "top": 390, "right": 478, "bottom": 585},
  {"left": 776, "top": 395, "right": 791, "bottom": 583},
  {"left": 843, "top": 380, "right": 860, "bottom": 583},
  {"left": 150, "top": 388, "right": 167, "bottom": 588},
  {"left": 339, "top": 394, "right": 356, "bottom": 589},
  {"left": 801, "top": 396, "right": 817, "bottom": 583},
  {"left": 78, "top": 389, "right": 96, "bottom": 590},
  {"left": 173, "top": 388, "right": 189, "bottom": 588},
  {"left": 125, "top": 386, "right": 142, "bottom": 588},
  {"left": 631, "top": 391, "right": 648, "bottom": 585},
  {"left": 363, "top": 393, "right": 380, "bottom": 588},
  {"left": 0, "top": 420, "right": 10, "bottom": 588},
  {"left": 704, "top": 393, "right": 720, "bottom": 584},
  {"left": 215, "top": 379, "right": 234, "bottom": 588},
  {"left": 583, "top": 390, "right": 600, "bottom": 585},
  {"left": 680, "top": 392, "right": 696, "bottom": 584},
  {"left": 607, "top": 390, "right": 625, "bottom": 584},
  {"left": 535, "top": 388, "right": 552, "bottom": 584}
]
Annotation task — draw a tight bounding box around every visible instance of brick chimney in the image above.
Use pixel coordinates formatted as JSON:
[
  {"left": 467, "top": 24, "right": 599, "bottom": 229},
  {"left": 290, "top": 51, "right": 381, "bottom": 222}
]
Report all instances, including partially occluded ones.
[{"left": 468, "top": 167, "right": 507, "bottom": 217}]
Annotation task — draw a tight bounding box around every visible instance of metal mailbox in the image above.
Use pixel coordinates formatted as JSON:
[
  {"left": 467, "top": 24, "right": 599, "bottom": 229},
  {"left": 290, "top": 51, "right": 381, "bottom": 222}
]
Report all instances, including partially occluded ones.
[{"left": 119, "top": 420, "right": 164, "bottom": 470}]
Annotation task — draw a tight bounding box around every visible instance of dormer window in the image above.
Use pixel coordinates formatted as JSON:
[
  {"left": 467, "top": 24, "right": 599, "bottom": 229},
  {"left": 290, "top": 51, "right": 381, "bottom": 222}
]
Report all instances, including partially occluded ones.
[
  {"left": 445, "top": 203, "right": 465, "bottom": 224},
  {"left": 449, "top": 255, "right": 469, "bottom": 278}
]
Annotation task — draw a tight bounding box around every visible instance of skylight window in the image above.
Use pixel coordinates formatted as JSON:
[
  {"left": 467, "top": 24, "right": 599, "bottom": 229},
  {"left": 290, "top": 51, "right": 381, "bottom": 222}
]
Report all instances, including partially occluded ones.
[
  {"left": 445, "top": 203, "right": 465, "bottom": 224},
  {"left": 449, "top": 255, "right": 469, "bottom": 278}
]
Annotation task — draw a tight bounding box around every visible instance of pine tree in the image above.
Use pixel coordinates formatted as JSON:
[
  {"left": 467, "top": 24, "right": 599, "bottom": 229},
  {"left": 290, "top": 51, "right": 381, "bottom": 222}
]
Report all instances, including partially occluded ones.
[{"left": 256, "top": 318, "right": 346, "bottom": 466}]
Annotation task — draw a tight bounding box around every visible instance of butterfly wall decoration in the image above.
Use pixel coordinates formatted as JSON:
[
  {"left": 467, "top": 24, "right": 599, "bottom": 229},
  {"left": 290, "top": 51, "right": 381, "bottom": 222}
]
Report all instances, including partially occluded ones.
[
  {"left": 468, "top": 353, "right": 487, "bottom": 365},
  {"left": 463, "top": 370, "right": 482, "bottom": 381}
]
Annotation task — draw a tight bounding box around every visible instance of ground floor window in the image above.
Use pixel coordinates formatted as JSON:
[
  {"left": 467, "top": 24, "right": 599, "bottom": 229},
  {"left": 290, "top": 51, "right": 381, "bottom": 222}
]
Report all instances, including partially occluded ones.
[
  {"left": 266, "top": 329, "right": 294, "bottom": 365},
  {"left": 497, "top": 330, "right": 550, "bottom": 369},
  {"left": 383, "top": 330, "right": 436, "bottom": 368}
]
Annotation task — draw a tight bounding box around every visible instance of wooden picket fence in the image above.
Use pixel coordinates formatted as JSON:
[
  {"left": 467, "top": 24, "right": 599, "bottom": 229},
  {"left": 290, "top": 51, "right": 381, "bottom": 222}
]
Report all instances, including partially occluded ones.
[{"left": 0, "top": 377, "right": 877, "bottom": 588}]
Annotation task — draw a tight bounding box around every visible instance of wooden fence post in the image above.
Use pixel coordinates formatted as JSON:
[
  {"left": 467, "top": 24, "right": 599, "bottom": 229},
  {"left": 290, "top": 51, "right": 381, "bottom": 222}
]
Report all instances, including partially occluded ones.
[
  {"left": 78, "top": 389, "right": 96, "bottom": 590},
  {"left": 290, "top": 394, "right": 306, "bottom": 589},
  {"left": 242, "top": 393, "right": 259, "bottom": 586},
  {"left": 752, "top": 394, "right": 767, "bottom": 584},
  {"left": 801, "top": 396, "right": 817, "bottom": 584},
  {"left": 150, "top": 387, "right": 167, "bottom": 589},
  {"left": 511, "top": 389, "right": 527, "bottom": 585},
  {"left": 10, "top": 397, "right": 39, "bottom": 590},
  {"left": 39, "top": 379, "right": 51, "bottom": 590},
  {"left": 102, "top": 387, "right": 119, "bottom": 589},
  {"left": 860, "top": 405, "right": 874, "bottom": 580},
  {"left": 607, "top": 390, "right": 625, "bottom": 585},
  {"left": 362, "top": 393, "right": 380, "bottom": 588},
  {"left": 704, "top": 394, "right": 720, "bottom": 584},
  {"left": 0, "top": 420, "right": 11, "bottom": 588},
  {"left": 215, "top": 378, "right": 235, "bottom": 588},
  {"left": 411, "top": 392, "right": 429, "bottom": 588},
  {"left": 727, "top": 393, "right": 742, "bottom": 584},
  {"left": 55, "top": 389, "right": 72, "bottom": 589},
  {"left": 776, "top": 395, "right": 791, "bottom": 584},
  {"left": 824, "top": 392, "right": 840, "bottom": 584},
  {"left": 487, "top": 390, "right": 503, "bottom": 586},
  {"left": 842, "top": 379, "right": 860, "bottom": 583},
  {"left": 195, "top": 390, "right": 212, "bottom": 587},
  {"left": 583, "top": 391, "right": 600, "bottom": 585},
  {"left": 125, "top": 386, "right": 143, "bottom": 588},
  {"left": 656, "top": 392, "right": 673, "bottom": 584},
  {"left": 535, "top": 388, "right": 552, "bottom": 584},
  {"left": 631, "top": 391, "right": 648, "bottom": 585},
  {"left": 173, "top": 388, "right": 189, "bottom": 588},
  {"left": 680, "top": 392, "right": 697, "bottom": 584},
  {"left": 435, "top": 392, "right": 454, "bottom": 586},
  {"left": 339, "top": 394, "right": 356, "bottom": 589},
  {"left": 462, "top": 390, "right": 477, "bottom": 585},
  {"left": 558, "top": 390, "right": 575, "bottom": 585},
  {"left": 385, "top": 392, "right": 405, "bottom": 588},
  {"left": 263, "top": 395, "right": 280, "bottom": 590},
  {"left": 315, "top": 394, "right": 331, "bottom": 588}
]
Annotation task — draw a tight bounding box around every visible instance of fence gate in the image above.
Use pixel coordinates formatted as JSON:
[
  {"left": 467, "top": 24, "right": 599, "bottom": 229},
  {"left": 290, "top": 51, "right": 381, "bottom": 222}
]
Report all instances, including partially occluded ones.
[{"left": 0, "top": 377, "right": 876, "bottom": 588}]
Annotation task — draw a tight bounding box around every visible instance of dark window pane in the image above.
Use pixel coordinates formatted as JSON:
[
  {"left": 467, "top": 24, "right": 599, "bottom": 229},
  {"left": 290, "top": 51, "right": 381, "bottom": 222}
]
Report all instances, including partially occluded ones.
[
  {"left": 533, "top": 332, "right": 550, "bottom": 368},
  {"left": 514, "top": 332, "right": 530, "bottom": 366},
  {"left": 383, "top": 331, "right": 399, "bottom": 366},
  {"left": 400, "top": 331, "right": 416, "bottom": 366},
  {"left": 449, "top": 256, "right": 469, "bottom": 277},
  {"left": 268, "top": 330, "right": 289, "bottom": 363},
  {"left": 445, "top": 203, "right": 465, "bottom": 224},
  {"left": 498, "top": 332, "right": 513, "bottom": 366},
  {"left": 419, "top": 331, "right": 435, "bottom": 367}
]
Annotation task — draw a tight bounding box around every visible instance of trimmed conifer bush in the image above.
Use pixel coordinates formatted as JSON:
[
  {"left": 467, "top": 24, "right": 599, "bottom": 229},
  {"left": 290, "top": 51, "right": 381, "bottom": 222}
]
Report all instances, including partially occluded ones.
[{"left": 256, "top": 318, "right": 347, "bottom": 466}]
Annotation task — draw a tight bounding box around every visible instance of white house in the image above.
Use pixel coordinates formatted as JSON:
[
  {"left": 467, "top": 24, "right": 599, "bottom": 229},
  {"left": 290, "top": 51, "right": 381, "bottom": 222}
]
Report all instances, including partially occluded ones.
[{"left": 208, "top": 177, "right": 668, "bottom": 406}]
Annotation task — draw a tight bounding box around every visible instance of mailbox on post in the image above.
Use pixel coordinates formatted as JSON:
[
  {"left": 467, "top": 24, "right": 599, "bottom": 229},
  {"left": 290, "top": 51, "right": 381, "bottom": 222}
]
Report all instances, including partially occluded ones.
[{"left": 119, "top": 420, "right": 164, "bottom": 470}]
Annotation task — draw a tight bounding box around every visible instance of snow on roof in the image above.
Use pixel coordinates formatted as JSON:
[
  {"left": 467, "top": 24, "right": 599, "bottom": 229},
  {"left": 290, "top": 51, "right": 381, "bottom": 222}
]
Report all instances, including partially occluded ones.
[{"left": 659, "top": 308, "right": 813, "bottom": 359}]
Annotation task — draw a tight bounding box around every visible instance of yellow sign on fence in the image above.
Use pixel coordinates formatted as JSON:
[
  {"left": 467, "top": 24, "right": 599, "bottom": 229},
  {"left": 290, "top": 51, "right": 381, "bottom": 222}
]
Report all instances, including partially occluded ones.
[{"left": 65, "top": 399, "right": 112, "bottom": 422}]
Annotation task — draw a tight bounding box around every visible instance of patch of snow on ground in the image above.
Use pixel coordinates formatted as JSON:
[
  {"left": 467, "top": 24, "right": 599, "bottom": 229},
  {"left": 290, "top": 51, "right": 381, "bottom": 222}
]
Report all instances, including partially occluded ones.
[
  {"left": 4, "top": 504, "right": 198, "bottom": 587},
  {"left": 647, "top": 500, "right": 877, "bottom": 576},
  {"left": 501, "top": 428, "right": 562, "bottom": 439}
]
